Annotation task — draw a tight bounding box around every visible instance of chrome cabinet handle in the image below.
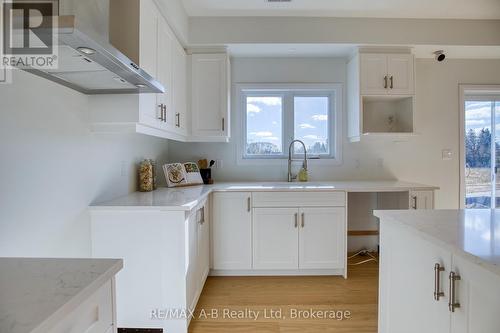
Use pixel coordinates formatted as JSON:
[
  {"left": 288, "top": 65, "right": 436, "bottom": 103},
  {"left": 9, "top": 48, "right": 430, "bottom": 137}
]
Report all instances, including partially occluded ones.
[
  {"left": 176, "top": 113, "right": 180, "bottom": 127},
  {"left": 301, "top": 213, "right": 305, "bottom": 228},
  {"left": 384, "top": 76, "right": 388, "bottom": 89},
  {"left": 434, "top": 263, "right": 445, "bottom": 301},
  {"left": 247, "top": 197, "right": 251, "bottom": 212},
  {"left": 158, "top": 104, "right": 164, "bottom": 121},
  {"left": 449, "top": 271, "right": 461, "bottom": 312},
  {"left": 222, "top": 118, "right": 225, "bottom": 131},
  {"left": 294, "top": 213, "right": 298, "bottom": 228},
  {"left": 411, "top": 196, "right": 418, "bottom": 210},
  {"left": 390, "top": 76, "right": 394, "bottom": 89}
]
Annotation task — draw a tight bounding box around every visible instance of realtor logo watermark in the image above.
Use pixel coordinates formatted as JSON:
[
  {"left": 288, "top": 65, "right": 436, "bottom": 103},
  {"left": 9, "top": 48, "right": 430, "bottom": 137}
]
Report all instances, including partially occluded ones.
[{"left": 1, "top": 0, "right": 59, "bottom": 83}]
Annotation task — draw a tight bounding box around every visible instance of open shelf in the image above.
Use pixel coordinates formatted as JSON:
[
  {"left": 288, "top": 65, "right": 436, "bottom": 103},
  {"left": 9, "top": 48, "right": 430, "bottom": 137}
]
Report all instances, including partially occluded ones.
[{"left": 362, "top": 95, "right": 414, "bottom": 134}]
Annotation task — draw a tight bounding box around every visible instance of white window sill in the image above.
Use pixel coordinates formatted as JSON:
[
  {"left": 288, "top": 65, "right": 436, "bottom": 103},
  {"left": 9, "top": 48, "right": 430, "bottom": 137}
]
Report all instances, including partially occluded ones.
[{"left": 237, "top": 157, "right": 343, "bottom": 166}]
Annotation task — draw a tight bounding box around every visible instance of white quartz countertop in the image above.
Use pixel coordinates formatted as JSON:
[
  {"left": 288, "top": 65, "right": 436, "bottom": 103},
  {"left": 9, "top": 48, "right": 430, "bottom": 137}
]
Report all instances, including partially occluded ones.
[
  {"left": 90, "top": 181, "right": 438, "bottom": 211},
  {"left": 0, "top": 258, "right": 123, "bottom": 333},
  {"left": 374, "top": 209, "right": 500, "bottom": 278}
]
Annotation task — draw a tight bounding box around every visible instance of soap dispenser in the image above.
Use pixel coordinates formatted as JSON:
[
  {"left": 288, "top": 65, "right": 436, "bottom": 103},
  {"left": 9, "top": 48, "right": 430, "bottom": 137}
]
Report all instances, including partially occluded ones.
[{"left": 298, "top": 162, "right": 309, "bottom": 182}]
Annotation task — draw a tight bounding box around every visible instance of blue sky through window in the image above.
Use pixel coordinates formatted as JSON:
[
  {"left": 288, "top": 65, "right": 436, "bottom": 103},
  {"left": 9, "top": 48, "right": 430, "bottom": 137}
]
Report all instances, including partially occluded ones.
[
  {"left": 246, "top": 96, "right": 283, "bottom": 155},
  {"left": 294, "top": 96, "right": 329, "bottom": 155}
]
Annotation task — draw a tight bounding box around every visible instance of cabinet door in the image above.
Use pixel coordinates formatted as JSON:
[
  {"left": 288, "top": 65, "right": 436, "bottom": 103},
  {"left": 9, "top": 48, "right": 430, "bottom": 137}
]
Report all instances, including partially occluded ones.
[
  {"left": 156, "top": 16, "right": 174, "bottom": 130},
  {"left": 139, "top": 0, "right": 158, "bottom": 78},
  {"left": 379, "top": 222, "right": 451, "bottom": 333},
  {"left": 212, "top": 192, "right": 252, "bottom": 270},
  {"left": 253, "top": 208, "right": 299, "bottom": 270},
  {"left": 451, "top": 255, "right": 500, "bottom": 333},
  {"left": 197, "top": 204, "right": 210, "bottom": 288},
  {"left": 186, "top": 211, "right": 199, "bottom": 310},
  {"left": 191, "top": 53, "right": 230, "bottom": 139},
  {"left": 360, "top": 54, "right": 388, "bottom": 95},
  {"left": 298, "top": 207, "right": 345, "bottom": 270},
  {"left": 387, "top": 54, "right": 415, "bottom": 95},
  {"left": 410, "top": 191, "right": 434, "bottom": 210},
  {"left": 173, "top": 41, "right": 188, "bottom": 135}
]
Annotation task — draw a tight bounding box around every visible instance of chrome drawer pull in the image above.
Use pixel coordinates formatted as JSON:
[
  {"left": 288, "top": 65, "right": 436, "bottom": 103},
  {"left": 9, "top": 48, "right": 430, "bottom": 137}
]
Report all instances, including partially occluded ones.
[
  {"left": 434, "top": 263, "right": 445, "bottom": 301},
  {"left": 449, "top": 271, "right": 461, "bottom": 312}
]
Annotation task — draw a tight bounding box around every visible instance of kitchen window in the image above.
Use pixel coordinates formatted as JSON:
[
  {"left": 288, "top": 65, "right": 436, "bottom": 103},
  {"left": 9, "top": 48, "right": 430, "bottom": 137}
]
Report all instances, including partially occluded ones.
[{"left": 237, "top": 84, "right": 342, "bottom": 165}]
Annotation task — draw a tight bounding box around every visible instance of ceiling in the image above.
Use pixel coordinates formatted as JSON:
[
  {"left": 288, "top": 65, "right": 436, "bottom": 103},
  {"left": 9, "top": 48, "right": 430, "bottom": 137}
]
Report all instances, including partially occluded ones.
[
  {"left": 181, "top": 0, "right": 500, "bottom": 19},
  {"left": 227, "top": 44, "right": 500, "bottom": 59}
]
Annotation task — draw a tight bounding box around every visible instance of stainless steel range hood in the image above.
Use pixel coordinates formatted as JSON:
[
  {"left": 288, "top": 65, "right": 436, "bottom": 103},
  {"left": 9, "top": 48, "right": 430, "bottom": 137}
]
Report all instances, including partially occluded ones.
[{"left": 24, "top": 14, "right": 165, "bottom": 95}]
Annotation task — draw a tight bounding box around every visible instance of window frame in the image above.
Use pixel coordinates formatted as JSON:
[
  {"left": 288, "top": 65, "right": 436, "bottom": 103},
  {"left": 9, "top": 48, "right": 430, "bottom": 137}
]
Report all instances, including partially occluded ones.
[{"left": 236, "top": 83, "right": 343, "bottom": 166}]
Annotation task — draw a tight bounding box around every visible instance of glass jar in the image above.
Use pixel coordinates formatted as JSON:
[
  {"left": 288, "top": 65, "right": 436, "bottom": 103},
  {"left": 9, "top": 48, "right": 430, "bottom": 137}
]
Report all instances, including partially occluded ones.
[{"left": 139, "top": 159, "right": 154, "bottom": 192}]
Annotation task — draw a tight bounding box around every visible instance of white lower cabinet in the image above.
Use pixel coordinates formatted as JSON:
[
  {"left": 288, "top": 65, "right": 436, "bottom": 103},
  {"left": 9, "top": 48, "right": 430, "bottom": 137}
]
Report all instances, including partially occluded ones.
[
  {"left": 212, "top": 192, "right": 252, "bottom": 270},
  {"left": 409, "top": 190, "right": 434, "bottom": 209},
  {"left": 48, "top": 280, "right": 115, "bottom": 333},
  {"left": 451, "top": 255, "right": 500, "bottom": 333},
  {"left": 90, "top": 200, "right": 210, "bottom": 333},
  {"left": 253, "top": 208, "right": 299, "bottom": 270},
  {"left": 299, "top": 207, "right": 345, "bottom": 270},
  {"left": 379, "top": 221, "right": 500, "bottom": 333},
  {"left": 212, "top": 191, "right": 347, "bottom": 275}
]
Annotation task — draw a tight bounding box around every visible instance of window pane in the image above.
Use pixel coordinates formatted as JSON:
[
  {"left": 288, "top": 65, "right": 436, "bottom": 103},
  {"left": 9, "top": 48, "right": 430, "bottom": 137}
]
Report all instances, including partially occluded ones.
[
  {"left": 246, "top": 96, "right": 283, "bottom": 156},
  {"left": 294, "top": 96, "right": 330, "bottom": 155},
  {"left": 464, "top": 101, "right": 492, "bottom": 208}
]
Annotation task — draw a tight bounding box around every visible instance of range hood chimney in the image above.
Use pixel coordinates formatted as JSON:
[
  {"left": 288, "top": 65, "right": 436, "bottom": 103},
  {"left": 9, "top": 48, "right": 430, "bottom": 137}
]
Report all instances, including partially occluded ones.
[{"left": 21, "top": 0, "right": 165, "bottom": 95}]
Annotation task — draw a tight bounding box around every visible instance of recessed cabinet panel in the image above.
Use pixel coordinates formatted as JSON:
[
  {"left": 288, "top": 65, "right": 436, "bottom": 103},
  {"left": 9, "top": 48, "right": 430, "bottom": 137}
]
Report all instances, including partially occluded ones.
[
  {"left": 379, "top": 223, "right": 452, "bottom": 333},
  {"left": 212, "top": 192, "right": 252, "bottom": 270},
  {"left": 156, "top": 16, "right": 174, "bottom": 130},
  {"left": 191, "top": 53, "right": 230, "bottom": 141},
  {"left": 299, "top": 208, "right": 345, "bottom": 270},
  {"left": 387, "top": 54, "right": 415, "bottom": 95},
  {"left": 253, "top": 208, "right": 299, "bottom": 270},
  {"left": 360, "top": 54, "right": 389, "bottom": 95},
  {"left": 451, "top": 255, "right": 500, "bottom": 333}
]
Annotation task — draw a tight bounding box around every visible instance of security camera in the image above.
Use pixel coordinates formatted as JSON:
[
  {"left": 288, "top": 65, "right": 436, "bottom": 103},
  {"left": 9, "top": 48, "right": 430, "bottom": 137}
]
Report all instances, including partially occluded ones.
[{"left": 433, "top": 50, "right": 446, "bottom": 62}]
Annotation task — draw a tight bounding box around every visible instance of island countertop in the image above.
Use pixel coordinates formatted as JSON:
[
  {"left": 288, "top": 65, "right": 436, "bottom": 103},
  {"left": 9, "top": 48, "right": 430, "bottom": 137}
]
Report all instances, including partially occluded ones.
[
  {"left": 0, "top": 258, "right": 123, "bottom": 333},
  {"left": 90, "top": 180, "right": 438, "bottom": 211},
  {"left": 374, "top": 209, "right": 500, "bottom": 278}
]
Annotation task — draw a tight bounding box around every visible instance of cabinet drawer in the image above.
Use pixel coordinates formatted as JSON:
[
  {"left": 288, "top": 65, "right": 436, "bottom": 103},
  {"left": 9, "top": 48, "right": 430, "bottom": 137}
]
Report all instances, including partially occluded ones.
[
  {"left": 48, "top": 280, "right": 113, "bottom": 333},
  {"left": 252, "top": 191, "right": 346, "bottom": 208}
]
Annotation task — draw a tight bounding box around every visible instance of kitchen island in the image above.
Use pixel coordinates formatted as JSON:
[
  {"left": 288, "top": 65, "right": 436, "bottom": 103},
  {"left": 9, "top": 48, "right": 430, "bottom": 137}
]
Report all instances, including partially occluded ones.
[
  {"left": 0, "top": 258, "right": 122, "bottom": 333},
  {"left": 375, "top": 209, "right": 500, "bottom": 333}
]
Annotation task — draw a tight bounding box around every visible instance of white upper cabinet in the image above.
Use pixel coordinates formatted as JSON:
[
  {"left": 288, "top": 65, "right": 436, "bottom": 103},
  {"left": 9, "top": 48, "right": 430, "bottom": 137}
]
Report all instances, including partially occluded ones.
[
  {"left": 348, "top": 49, "right": 416, "bottom": 142},
  {"left": 360, "top": 53, "right": 415, "bottom": 96},
  {"left": 360, "top": 54, "right": 389, "bottom": 95},
  {"left": 173, "top": 42, "right": 188, "bottom": 136},
  {"left": 156, "top": 15, "right": 175, "bottom": 130},
  {"left": 190, "top": 53, "right": 231, "bottom": 142},
  {"left": 387, "top": 54, "right": 415, "bottom": 95},
  {"left": 92, "top": 0, "right": 189, "bottom": 142}
]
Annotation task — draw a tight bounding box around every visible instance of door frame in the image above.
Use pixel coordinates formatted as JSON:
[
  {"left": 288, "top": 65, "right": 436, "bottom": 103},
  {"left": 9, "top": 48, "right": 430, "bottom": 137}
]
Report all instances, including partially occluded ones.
[{"left": 459, "top": 85, "right": 500, "bottom": 208}]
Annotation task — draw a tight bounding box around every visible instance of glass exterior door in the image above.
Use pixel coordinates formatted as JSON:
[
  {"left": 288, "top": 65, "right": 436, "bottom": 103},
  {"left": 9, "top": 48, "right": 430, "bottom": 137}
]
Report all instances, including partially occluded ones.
[{"left": 464, "top": 100, "right": 499, "bottom": 208}]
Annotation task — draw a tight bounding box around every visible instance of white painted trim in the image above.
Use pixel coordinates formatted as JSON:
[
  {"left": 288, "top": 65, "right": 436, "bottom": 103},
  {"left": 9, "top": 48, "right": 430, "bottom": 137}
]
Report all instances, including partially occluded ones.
[
  {"left": 459, "top": 85, "right": 500, "bottom": 209},
  {"left": 235, "top": 83, "right": 343, "bottom": 166},
  {"left": 210, "top": 268, "right": 345, "bottom": 277}
]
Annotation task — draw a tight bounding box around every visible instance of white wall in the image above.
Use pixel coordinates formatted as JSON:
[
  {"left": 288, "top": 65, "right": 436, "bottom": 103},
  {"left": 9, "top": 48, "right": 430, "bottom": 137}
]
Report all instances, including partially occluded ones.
[
  {"left": 0, "top": 70, "right": 169, "bottom": 257},
  {"left": 168, "top": 57, "right": 500, "bottom": 209}
]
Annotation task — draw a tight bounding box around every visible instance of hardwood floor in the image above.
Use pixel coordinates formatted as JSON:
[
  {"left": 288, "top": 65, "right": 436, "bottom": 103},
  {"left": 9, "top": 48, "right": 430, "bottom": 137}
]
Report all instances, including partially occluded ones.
[{"left": 189, "top": 261, "right": 378, "bottom": 333}]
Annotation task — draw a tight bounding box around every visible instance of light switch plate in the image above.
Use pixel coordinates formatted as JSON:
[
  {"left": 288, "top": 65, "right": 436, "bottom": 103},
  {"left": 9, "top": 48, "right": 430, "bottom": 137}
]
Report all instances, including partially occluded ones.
[{"left": 442, "top": 149, "right": 453, "bottom": 160}]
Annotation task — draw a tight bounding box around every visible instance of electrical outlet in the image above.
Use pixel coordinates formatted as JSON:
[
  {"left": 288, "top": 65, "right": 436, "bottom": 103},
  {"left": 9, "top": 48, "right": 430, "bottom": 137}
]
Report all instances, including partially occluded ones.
[{"left": 215, "top": 160, "right": 223, "bottom": 169}]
